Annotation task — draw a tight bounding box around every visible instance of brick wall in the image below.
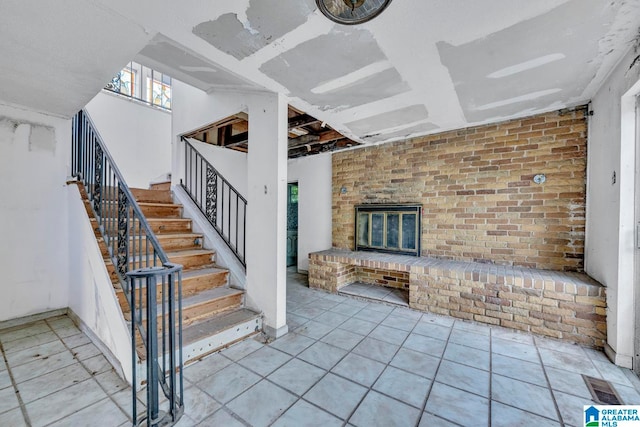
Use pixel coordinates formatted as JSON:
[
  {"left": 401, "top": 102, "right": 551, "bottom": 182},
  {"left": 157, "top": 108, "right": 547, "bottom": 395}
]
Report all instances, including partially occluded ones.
[
  {"left": 310, "top": 250, "right": 606, "bottom": 348},
  {"left": 333, "top": 107, "right": 587, "bottom": 271},
  {"left": 355, "top": 267, "right": 410, "bottom": 290}
]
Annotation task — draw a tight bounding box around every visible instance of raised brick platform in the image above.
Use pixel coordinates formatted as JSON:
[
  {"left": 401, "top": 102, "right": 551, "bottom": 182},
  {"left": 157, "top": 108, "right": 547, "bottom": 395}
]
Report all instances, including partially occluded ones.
[{"left": 309, "top": 249, "right": 606, "bottom": 348}]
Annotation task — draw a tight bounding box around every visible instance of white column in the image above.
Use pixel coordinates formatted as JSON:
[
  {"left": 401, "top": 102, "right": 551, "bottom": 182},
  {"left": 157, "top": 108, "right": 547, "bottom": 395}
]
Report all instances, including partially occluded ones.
[{"left": 245, "top": 92, "right": 288, "bottom": 338}]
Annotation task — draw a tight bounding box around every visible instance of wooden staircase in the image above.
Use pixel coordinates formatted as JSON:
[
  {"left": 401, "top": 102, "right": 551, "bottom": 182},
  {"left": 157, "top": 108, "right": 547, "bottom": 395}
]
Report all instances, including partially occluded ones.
[{"left": 81, "top": 181, "right": 261, "bottom": 364}]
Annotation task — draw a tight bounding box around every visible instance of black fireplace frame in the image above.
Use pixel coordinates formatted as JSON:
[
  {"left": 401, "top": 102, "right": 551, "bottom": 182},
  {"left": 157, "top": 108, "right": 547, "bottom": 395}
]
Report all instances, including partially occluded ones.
[{"left": 354, "top": 204, "right": 422, "bottom": 256}]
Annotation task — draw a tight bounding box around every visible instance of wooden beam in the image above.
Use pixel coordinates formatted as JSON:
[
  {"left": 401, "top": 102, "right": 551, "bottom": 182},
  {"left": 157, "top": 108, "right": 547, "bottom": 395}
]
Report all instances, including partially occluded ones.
[
  {"left": 217, "top": 125, "right": 232, "bottom": 147},
  {"left": 226, "top": 131, "right": 248, "bottom": 147},
  {"left": 317, "top": 129, "right": 344, "bottom": 143},
  {"left": 288, "top": 134, "right": 320, "bottom": 149},
  {"left": 288, "top": 114, "right": 320, "bottom": 130}
]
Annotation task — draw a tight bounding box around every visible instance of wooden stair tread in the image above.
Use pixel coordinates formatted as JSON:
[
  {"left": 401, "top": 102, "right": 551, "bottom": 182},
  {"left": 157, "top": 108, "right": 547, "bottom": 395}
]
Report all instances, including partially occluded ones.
[
  {"left": 182, "top": 308, "right": 261, "bottom": 345},
  {"left": 125, "top": 286, "right": 242, "bottom": 318},
  {"left": 182, "top": 267, "right": 228, "bottom": 279},
  {"left": 98, "top": 232, "right": 203, "bottom": 241},
  {"left": 156, "top": 232, "right": 203, "bottom": 240},
  {"left": 104, "top": 248, "right": 214, "bottom": 263},
  {"left": 137, "top": 202, "right": 181, "bottom": 208},
  {"left": 136, "top": 308, "right": 259, "bottom": 362},
  {"left": 114, "top": 267, "right": 227, "bottom": 291},
  {"left": 182, "top": 287, "right": 243, "bottom": 307}
]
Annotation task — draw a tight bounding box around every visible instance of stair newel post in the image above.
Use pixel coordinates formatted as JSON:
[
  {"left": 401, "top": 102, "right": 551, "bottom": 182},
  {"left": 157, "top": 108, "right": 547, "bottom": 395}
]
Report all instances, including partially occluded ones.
[
  {"left": 129, "top": 273, "right": 138, "bottom": 426},
  {"left": 146, "top": 271, "right": 160, "bottom": 426},
  {"left": 167, "top": 269, "right": 176, "bottom": 422}
]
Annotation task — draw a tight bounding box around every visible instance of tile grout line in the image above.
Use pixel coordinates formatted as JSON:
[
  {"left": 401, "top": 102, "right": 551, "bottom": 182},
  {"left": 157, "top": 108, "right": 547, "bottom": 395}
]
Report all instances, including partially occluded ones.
[
  {"left": 534, "top": 339, "right": 567, "bottom": 426},
  {"left": 261, "top": 296, "right": 398, "bottom": 425},
  {"left": 0, "top": 339, "right": 32, "bottom": 426},
  {"left": 294, "top": 303, "right": 394, "bottom": 425},
  {"left": 416, "top": 319, "right": 456, "bottom": 427},
  {"left": 45, "top": 317, "right": 131, "bottom": 424},
  {"left": 336, "top": 307, "right": 422, "bottom": 426},
  {"left": 488, "top": 329, "right": 493, "bottom": 427}
]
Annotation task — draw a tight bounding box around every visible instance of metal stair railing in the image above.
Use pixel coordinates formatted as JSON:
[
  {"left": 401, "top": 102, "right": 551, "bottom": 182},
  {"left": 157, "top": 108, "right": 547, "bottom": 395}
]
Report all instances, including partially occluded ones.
[
  {"left": 71, "top": 110, "right": 184, "bottom": 427},
  {"left": 180, "top": 137, "right": 247, "bottom": 267}
]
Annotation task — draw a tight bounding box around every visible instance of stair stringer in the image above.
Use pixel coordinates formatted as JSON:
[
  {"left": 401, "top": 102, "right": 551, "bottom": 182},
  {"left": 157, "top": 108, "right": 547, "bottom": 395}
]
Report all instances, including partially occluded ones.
[
  {"left": 67, "top": 183, "right": 137, "bottom": 385},
  {"left": 172, "top": 185, "right": 246, "bottom": 290}
]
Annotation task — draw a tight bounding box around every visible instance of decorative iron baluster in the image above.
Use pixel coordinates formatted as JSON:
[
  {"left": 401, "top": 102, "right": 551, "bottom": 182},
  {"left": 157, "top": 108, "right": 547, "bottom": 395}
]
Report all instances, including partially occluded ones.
[
  {"left": 205, "top": 164, "right": 217, "bottom": 224},
  {"left": 181, "top": 138, "right": 247, "bottom": 266},
  {"left": 71, "top": 111, "right": 184, "bottom": 426},
  {"left": 117, "top": 185, "right": 129, "bottom": 280},
  {"left": 93, "top": 143, "right": 103, "bottom": 214}
]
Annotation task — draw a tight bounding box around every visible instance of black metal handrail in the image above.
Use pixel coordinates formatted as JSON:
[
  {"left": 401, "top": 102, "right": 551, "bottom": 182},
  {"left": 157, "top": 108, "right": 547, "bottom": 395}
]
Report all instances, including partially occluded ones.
[
  {"left": 180, "top": 137, "right": 247, "bottom": 267},
  {"left": 71, "top": 110, "right": 184, "bottom": 426},
  {"left": 128, "top": 264, "right": 184, "bottom": 427}
]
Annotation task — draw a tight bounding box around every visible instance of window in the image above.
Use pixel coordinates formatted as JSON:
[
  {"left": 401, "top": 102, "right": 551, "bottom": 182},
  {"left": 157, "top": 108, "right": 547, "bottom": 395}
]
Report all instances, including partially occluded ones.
[
  {"left": 148, "top": 72, "right": 172, "bottom": 109},
  {"left": 105, "top": 61, "right": 172, "bottom": 110},
  {"left": 355, "top": 205, "right": 421, "bottom": 256}
]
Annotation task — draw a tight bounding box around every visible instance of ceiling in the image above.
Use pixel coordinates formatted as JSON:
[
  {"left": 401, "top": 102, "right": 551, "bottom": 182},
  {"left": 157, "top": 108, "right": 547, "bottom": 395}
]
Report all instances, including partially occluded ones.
[
  {"left": 1, "top": 0, "right": 639, "bottom": 147},
  {"left": 184, "top": 107, "right": 360, "bottom": 158}
]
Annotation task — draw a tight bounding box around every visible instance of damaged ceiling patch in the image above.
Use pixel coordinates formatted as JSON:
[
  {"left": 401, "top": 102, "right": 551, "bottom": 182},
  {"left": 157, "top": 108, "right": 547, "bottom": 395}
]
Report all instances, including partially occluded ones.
[
  {"left": 475, "top": 88, "right": 562, "bottom": 110},
  {"left": 487, "top": 53, "right": 566, "bottom": 78},
  {"left": 261, "top": 28, "right": 410, "bottom": 110},
  {"left": 364, "top": 122, "right": 440, "bottom": 143},
  {"left": 437, "top": 0, "right": 614, "bottom": 122},
  {"left": 193, "top": 0, "right": 315, "bottom": 60},
  {"left": 345, "top": 104, "right": 429, "bottom": 136},
  {"left": 311, "top": 60, "right": 393, "bottom": 94},
  {"left": 138, "top": 35, "right": 255, "bottom": 89}
]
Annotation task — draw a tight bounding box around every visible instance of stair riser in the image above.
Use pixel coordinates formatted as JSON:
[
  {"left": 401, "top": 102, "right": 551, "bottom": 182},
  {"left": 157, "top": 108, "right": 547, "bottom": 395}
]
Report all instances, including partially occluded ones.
[
  {"left": 182, "top": 293, "right": 243, "bottom": 326},
  {"left": 140, "top": 205, "right": 182, "bottom": 218},
  {"left": 125, "top": 293, "right": 242, "bottom": 327},
  {"left": 157, "top": 236, "right": 202, "bottom": 252},
  {"left": 169, "top": 252, "right": 215, "bottom": 270},
  {"left": 97, "top": 236, "right": 201, "bottom": 258},
  {"left": 115, "top": 271, "right": 229, "bottom": 308},
  {"left": 131, "top": 188, "right": 173, "bottom": 204},
  {"left": 150, "top": 182, "right": 171, "bottom": 191},
  {"left": 92, "top": 222, "right": 193, "bottom": 239},
  {"left": 150, "top": 221, "right": 191, "bottom": 234},
  {"left": 106, "top": 252, "right": 215, "bottom": 281},
  {"left": 84, "top": 201, "right": 181, "bottom": 219}
]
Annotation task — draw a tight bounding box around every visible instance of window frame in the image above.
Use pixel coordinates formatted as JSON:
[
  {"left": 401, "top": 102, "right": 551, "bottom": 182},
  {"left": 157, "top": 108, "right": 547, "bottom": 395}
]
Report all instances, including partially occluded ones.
[{"left": 355, "top": 204, "right": 422, "bottom": 256}]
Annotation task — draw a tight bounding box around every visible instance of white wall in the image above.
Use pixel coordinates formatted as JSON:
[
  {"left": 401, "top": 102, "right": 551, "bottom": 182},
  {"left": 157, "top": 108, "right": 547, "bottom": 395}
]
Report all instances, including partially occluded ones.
[
  {"left": 288, "top": 153, "right": 333, "bottom": 272},
  {"left": 586, "top": 47, "right": 640, "bottom": 368},
  {"left": 0, "top": 104, "right": 71, "bottom": 321},
  {"left": 171, "top": 81, "right": 249, "bottom": 189},
  {"left": 85, "top": 91, "right": 171, "bottom": 188},
  {"left": 67, "top": 185, "right": 133, "bottom": 382},
  {"left": 186, "top": 139, "right": 248, "bottom": 196}
]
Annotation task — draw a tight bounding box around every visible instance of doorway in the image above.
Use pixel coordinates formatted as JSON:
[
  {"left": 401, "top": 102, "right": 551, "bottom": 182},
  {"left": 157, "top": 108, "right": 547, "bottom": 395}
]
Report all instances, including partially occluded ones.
[{"left": 287, "top": 182, "right": 299, "bottom": 268}]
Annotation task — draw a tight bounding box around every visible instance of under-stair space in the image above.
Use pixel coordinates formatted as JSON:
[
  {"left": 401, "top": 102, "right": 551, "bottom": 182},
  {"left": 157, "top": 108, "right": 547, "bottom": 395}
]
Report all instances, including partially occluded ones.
[{"left": 79, "top": 181, "right": 261, "bottom": 364}]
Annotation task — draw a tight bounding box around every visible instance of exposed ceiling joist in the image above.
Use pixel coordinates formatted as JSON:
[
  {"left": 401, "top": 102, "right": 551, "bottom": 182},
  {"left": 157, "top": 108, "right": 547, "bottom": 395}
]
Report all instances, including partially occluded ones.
[
  {"left": 288, "top": 113, "right": 320, "bottom": 130},
  {"left": 288, "top": 134, "right": 321, "bottom": 149}
]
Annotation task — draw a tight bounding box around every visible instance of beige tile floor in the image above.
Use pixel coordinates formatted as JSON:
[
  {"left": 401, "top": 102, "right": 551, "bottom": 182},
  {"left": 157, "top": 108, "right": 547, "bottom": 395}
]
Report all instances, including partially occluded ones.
[{"left": 2, "top": 270, "right": 640, "bottom": 426}]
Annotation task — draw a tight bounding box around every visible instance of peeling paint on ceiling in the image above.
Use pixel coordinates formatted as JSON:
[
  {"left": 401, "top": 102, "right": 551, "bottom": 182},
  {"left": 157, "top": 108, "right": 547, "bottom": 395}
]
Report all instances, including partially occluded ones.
[
  {"left": 260, "top": 27, "right": 410, "bottom": 110},
  {"left": 137, "top": 34, "right": 258, "bottom": 91},
  {"left": 437, "top": 0, "right": 617, "bottom": 122},
  {"left": 193, "top": 0, "right": 316, "bottom": 60},
  {"left": 2, "top": 0, "right": 640, "bottom": 144},
  {"left": 345, "top": 104, "right": 429, "bottom": 136}
]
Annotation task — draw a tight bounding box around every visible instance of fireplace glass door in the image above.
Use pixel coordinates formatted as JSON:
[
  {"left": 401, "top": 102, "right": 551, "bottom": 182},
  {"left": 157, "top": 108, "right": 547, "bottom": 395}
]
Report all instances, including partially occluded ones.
[{"left": 355, "top": 205, "right": 421, "bottom": 256}]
